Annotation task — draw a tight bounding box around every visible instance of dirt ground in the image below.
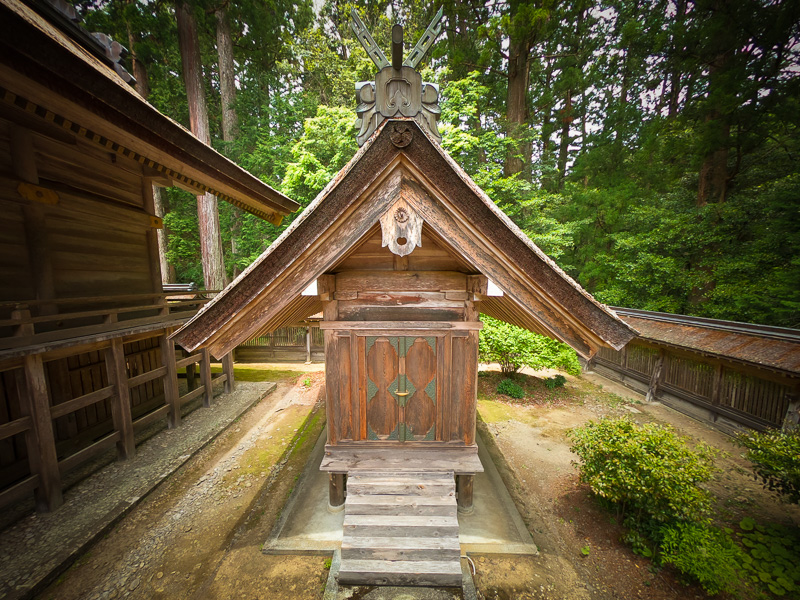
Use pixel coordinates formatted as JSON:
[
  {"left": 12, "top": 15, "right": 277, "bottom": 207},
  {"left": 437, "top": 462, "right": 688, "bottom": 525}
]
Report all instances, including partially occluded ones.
[{"left": 37, "top": 365, "right": 800, "bottom": 600}]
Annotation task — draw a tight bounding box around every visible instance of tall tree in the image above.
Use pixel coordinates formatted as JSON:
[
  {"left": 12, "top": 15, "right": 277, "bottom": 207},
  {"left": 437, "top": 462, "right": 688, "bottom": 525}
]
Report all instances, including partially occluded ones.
[{"left": 175, "top": 0, "right": 227, "bottom": 290}]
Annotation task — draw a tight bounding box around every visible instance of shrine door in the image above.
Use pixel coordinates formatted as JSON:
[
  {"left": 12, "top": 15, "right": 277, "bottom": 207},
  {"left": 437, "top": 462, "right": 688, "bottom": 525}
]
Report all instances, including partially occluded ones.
[{"left": 364, "top": 336, "right": 438, "bottom": 441}]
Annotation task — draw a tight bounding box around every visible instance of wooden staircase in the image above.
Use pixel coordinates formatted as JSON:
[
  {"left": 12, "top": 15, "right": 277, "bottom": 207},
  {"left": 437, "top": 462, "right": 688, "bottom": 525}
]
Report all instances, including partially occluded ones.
[{"left": 338, "top": 471, "right": 463, "bottom": 587}]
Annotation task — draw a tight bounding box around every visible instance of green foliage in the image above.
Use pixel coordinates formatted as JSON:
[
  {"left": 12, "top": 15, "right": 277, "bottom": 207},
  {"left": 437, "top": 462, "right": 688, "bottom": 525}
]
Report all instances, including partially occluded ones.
[
  {"left": 736, "top": 519, "right": 800, "bottom": 597},
  {"left": 281, "top": 105, "right": 358, "bottom": 208},
  {"left": 735, "top": 428, "right": 800, "bottom": 504},
  {"left": 479, "top": 315, "right": 580, "bottom": 376},
  {"left": 659, "top": 522, "right": 746, "bottom": 595},
  {"left": 544, "top": 375, "right": 567, "bottom": 390},
  {"left": 568, "top": 417, "right": 718, "bottom": 525},
  {"left": 496, "top": 378, "right": 525, "bottom": 400}
]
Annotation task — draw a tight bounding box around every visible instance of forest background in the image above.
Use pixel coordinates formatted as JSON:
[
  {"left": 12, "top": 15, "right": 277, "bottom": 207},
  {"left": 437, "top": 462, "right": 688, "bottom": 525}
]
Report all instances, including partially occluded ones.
[{"left": 76, "top": 0, "right": 800, "bottom": 328}]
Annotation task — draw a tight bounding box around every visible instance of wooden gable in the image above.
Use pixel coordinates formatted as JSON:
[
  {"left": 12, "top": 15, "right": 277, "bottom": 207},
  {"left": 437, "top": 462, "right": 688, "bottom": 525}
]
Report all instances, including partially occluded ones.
[{"left": 173, "top": 119, "right": 636, "bottom": 359}]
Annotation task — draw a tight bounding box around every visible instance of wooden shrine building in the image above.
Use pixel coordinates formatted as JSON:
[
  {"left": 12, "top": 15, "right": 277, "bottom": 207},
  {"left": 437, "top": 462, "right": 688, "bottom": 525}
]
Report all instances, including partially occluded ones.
[
  {"left": 0, "top": 0, "right": 298, "bottom": 515},
  {"left": 174, "top": 11, "right": 636, "bottom": 588}
]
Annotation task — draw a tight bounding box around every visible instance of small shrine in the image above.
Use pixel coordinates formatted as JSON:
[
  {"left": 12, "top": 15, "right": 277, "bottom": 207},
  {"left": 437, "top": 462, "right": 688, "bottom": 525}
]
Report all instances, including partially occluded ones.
[{"left": 173, "top": 9, "right": 635, "bottom": 587}]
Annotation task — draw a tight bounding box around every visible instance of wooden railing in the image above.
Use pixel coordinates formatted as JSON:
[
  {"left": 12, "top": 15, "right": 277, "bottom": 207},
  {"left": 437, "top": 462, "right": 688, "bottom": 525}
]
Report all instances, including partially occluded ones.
[
  {"left": 0, "top": 292, "right": 232, "bottom": 513},
  {"left": 0, "top": 292, "right": 217, "bottom": 356}
]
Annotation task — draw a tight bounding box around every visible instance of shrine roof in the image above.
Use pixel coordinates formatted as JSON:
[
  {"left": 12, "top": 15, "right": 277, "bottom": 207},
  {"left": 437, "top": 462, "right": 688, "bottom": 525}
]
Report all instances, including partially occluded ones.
[{"left": 173, "top": 119, "right": 636, "bottom": 360}]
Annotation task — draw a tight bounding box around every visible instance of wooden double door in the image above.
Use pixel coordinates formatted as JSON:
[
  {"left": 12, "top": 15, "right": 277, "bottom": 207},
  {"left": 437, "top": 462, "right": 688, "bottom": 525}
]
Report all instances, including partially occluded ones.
[{"left": 364, "top": 335, "right": 438, "bottom": 442}]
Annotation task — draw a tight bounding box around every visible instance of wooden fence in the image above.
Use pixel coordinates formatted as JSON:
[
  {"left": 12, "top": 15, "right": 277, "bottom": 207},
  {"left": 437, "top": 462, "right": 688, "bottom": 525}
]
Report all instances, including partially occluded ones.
[
  {"left": 592, "top": 341, "right": 797, "bottom": 433},
  {"left": 235, "top": 325, "right": 324, "bottom": 363},
  {"left": 0, "top": 293, "right": 234, "bottom": 513}
]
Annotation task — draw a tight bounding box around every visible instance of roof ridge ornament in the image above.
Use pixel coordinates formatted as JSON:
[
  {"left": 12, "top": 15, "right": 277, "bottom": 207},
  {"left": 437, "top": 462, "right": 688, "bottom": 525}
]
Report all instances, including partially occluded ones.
[{"left": 350, "top": 8, "right": 444, "bottom": 146}]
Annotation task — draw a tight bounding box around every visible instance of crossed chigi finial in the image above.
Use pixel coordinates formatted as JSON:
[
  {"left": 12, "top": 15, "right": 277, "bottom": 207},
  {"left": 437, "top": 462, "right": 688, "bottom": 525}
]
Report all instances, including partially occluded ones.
[{"left": 350, "top": 8, "right": 444, "bottom": 146}]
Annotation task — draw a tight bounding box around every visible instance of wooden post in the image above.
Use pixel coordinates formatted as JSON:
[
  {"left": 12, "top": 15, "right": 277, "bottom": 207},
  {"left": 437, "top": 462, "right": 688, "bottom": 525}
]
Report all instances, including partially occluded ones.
[
  {"left": 160, "top": 333, "right": 181, "bottom": 428},
  {"left": 21, "top": 354, "right": 63, "bottom": 512},
  {"left": 222, "top": 352, "right": 235, "bottom": 394},
  {"left": 104, "top": 338, "right": 136, "bottom": 459},
  {"left": 305, "top": 327, "right": 312, "bottom": 364},
  {"left": 456, "top": 474, "right": 474, "bottom": 513},
  {"left": 329, "top": 473, "right": 346, "bottom": 509},
  {"left": 710, "top": 362, "right": 723, "bottom": 406},
  {"left": 186, "top": 352, "right": 197, "bottom": 391},
  {"left": 199, "top": 348, "right": 213, "bottom": 407},
  {"left": 645, "top": 348, "right": 666, "bottom": 403}
]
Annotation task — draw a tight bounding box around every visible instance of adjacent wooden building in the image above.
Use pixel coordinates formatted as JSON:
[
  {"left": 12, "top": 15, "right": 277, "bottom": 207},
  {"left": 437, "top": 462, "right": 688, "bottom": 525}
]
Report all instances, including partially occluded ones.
[{"left": 0, "top": 0, "right": 298, "bottom": 514}]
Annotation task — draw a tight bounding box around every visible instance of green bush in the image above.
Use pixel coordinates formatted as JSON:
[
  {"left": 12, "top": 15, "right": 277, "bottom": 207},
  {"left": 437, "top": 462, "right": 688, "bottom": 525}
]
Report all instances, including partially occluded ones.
[
  {"left": 544, "top": 374, "right": 567, "bottom": 389},
  {"left": 735, "top": 428, "right": 800, "bottom": 504},
  {"left": 660, "top": 522, "right": 746, "bottom": 595},
  {"left": 479, "top": 315, "right": 581, "bottom": 375},
  {"left": 497, "top": 378, "right": 525, "bottom": 399},
  {"left": 568, "top": 417, "right": 718, "bottom": 525}
]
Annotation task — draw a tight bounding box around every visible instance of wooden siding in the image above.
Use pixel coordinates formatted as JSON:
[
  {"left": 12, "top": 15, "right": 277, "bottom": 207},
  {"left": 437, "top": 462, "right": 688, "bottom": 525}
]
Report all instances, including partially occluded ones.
[{"left": 595, "top": 341, "right": 796, "bottom": 431}]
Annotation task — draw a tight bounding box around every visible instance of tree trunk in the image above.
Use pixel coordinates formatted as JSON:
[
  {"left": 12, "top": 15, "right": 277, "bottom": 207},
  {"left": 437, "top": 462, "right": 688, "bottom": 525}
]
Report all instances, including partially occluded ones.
[
  {"left": 557, "top": 90, "right": 572, "bottom": 190},
  {"left": 127, "top": 19, "right": 174, "bottom": 285},
  {"left": 504, "top": 36, "right": 532, "bottom": 181},
  {"left": 152, "top": 186, "right": 172, "bottom": 284},
  {"left": 176, "top": 0, "right": 227, "bottom": 290},
  {"left": 215, "top": 7, "right": 238, "bottom": 143}
]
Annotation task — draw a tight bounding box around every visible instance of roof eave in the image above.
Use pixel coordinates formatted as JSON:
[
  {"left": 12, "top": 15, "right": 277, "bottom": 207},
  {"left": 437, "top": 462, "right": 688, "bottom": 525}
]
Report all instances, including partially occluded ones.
[{"left": 0, "top": 0, "right": 299, "bottom": 221}]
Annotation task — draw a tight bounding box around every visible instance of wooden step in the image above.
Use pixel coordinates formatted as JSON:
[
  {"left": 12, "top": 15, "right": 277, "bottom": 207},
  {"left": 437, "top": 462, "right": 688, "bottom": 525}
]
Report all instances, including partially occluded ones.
[
  {"left": 337, "top": 559, "right": 463, "bottom": 587},
  {"left": 346, "top": 494, "right": 455, "bottom": 516},
  {"left": 341, "top": 536, "right": 461, "bottom": 561},
  {"left": 346, "top": 479, "right": 455, "bottom": 496},
  {"left": 338, "top": 470, "right": 462, "bottom": 587}
]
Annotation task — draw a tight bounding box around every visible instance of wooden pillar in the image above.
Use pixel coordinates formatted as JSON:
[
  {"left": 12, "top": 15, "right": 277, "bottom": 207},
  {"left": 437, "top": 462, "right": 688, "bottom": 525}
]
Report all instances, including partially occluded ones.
[
  {"left": 645, "top": 348, "right": 666, "bottom": 403},
  {"left": 329, "top": 473, "right": 346, "bottom": 509},
  {"left": 160, "top": 333, "right": 181, "bottom": 428},
  {"left": 186, "top": 353, "right": 197, "bottom": 391},
  {"left": 199, "top": 348, "right": 213, "bottom": 407},
  {"left": 318, "top": 275, "right": 337, "bottom": 445},
  {"left": 21, "top": 354, "right": 63, "bottom": 512},
  {"left": 222, "top": 352, "right": 235, "bottom": 394},
  {"left": 104, "top": 338, "right": 136, "bottom": 459},
  {"left": 710, "top": 362, "right": 723, "bottom": 406},
  {"left": 456, "top": 474, "right": 474, "bottom": 513},
  {"left": 305, "top": 327, "right": 312, "bottom": 364}
]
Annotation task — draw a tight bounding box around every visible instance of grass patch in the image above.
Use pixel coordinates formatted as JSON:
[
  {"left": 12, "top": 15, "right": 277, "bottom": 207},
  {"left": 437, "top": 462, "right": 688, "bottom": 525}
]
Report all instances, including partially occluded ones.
[
  {"left": 478, "top": 399, "right": 539, "bottom": 426},
  {"left": 207, "top": 366, "right": 310, "bottom": 383}
]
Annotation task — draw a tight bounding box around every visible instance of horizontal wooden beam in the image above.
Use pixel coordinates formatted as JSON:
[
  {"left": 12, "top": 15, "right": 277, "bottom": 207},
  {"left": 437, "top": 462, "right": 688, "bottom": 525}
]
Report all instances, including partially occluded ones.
[
  {"left": 58, "top": 431, "right": 120, "bottom": 475},
  {"left": 319, "top": 321, "right": 483, "bottom": 331},
  {"left": 127, "top": 365, "right": 167, "bottom": 388},
  {"left": 0, "top": 474, "right": 39, "bottom": 511},
  {"left": 0, "top": 415, "right": 31, "bottom": 441},
  {"left": 50, "top": 385, "right": 114, "bottom": 420},
  {"left": 132, "top": 404, "right": 170, "bottom": 431},
  {"left": 176, "top": 354, "right": 202, "bottom": 369},
  {"left": 179, "top": 385, "right": 206, "bottom": 405}
]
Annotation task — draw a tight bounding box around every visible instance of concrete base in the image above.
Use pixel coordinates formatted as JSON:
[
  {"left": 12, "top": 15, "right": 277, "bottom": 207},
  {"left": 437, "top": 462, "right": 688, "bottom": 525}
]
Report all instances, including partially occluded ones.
[{"left": 263, "top": 428, "right": 537, "bottom": 556}]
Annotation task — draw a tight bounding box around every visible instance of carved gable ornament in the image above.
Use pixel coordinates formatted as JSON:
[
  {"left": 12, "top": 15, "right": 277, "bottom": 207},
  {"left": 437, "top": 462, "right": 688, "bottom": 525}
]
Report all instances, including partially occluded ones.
[
  {"left": 351, "top": 8, "right": 443, "bottom": 146},
  {"left": 379, "top": 198, "right": 423, "bottom": 257}
]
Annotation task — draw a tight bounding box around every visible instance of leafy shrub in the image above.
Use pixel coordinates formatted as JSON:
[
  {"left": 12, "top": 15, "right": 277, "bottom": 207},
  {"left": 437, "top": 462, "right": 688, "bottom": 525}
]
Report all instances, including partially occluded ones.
[
  {"left": 479, "top": 315, "right": 581, "bottom": 375},
  {"left": 660, "top": 522, "right": 746, "bottom": 595},
  {"left": 735, "top": 428, "right": 800, "bottom": 504},
  {"left": 497, "top": 378, "right": 525, "bottom": 399},
  {"left": 544, "top": 374, "right": 567, "bottom": 389},
  {"left": 568, "top": 417, "right": 718, "bottom": 525}
]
